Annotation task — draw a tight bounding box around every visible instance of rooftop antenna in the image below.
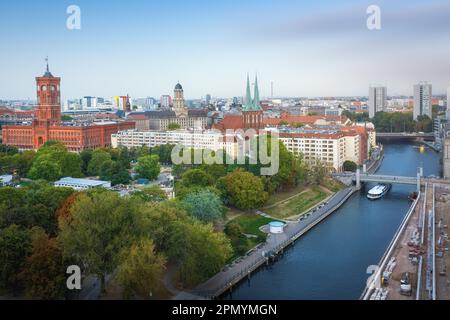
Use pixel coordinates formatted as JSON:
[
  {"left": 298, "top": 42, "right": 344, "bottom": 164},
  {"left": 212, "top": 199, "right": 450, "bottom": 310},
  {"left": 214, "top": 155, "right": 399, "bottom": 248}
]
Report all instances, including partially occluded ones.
[{"left": 45, "top": 56, "right": 49, "bottom": 72}]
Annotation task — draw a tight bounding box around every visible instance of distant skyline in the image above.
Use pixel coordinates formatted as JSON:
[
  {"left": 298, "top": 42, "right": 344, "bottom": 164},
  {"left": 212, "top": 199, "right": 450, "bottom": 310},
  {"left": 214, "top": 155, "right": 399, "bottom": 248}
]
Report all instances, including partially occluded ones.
[{"left": 1, "top": 0, "right": 450, "bottom": 100}]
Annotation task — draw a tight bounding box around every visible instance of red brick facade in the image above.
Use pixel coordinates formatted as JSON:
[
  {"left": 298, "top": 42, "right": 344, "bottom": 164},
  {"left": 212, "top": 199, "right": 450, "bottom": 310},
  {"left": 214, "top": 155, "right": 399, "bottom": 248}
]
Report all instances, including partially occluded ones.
[{"left": 2, "top": 68, "right": 134, "bottom": 151}]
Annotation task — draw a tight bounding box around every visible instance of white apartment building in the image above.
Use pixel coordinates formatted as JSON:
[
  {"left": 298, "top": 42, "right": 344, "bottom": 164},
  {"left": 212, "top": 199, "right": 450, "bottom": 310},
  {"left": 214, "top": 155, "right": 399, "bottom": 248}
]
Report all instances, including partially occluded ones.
[
  {"left": 368, "top": 86, "right": 387, "bottom": 118},
  {"left": 279, "top": 131, "right": 362, "bottom": 172},
  {"left": 111, "top": 129, "right": 237, "bottom": 158},
  {"left": 413, "top": 82, "right": 432, "bottom": 120}
]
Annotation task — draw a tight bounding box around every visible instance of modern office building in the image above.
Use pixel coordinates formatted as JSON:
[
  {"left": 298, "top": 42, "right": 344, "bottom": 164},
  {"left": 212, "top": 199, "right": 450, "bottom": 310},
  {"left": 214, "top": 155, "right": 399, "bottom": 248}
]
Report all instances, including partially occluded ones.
[
  {"left": 368, "top": 86, "right": 387, "bottom": 118},
  {"left": 413, "top": 82, "right": 432, "bottom": 120}
]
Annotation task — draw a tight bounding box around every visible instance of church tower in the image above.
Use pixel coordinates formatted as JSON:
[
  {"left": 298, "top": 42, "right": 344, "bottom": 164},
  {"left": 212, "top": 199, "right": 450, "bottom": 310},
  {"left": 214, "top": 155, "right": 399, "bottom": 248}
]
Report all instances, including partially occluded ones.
[
  {"left": 242, "top": 74, "right": 263, "bottom": 130},
  {"left": 173, "top": 82, "right": 188, "bottom": 117}
]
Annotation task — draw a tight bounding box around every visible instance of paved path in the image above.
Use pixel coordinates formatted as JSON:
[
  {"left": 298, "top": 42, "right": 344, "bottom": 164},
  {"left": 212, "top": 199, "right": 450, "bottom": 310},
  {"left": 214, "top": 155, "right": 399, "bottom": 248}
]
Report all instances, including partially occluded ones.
[
  {"left": 164, "top": 264, "right": 181, "bottom": 296},
  {"left": 176, "top": 186, "right": 356, "bottom": 299}
]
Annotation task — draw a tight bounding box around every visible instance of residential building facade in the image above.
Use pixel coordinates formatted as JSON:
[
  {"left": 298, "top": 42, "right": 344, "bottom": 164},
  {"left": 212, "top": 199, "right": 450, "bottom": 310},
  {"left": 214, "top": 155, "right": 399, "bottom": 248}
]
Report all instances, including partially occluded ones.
[
  {"left": 413, "top": 82, "right": 432, "bottom": 120},
  {"left": 368, "top": 86, "right": 387, "bottom": 118}
]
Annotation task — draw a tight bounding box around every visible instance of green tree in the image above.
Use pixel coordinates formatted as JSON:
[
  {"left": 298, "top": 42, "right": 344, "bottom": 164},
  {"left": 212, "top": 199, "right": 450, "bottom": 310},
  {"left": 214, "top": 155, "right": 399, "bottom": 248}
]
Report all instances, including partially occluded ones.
[
  {"left": 87, "top": 150, "right": 112, "bottom": 176},
  {"left": 0, "top": 225, "right": 32, "bottom": 293},
  {"left": 167, "top": 123, "right": 181, "bottom": 130},
  {"left": 0, "top": 183, "right": 73, "bottom": 236},
  {"left": 58, "top": 191, "right": 138, "bottom": 293},
  {"left": 181, "top": 169, "right": 214, "bottom": 187},
  {"left": 199, "top": 164, "right": 227, "bottom": 180},
  {"left": 28, "top": 154, "right": 62, "bottom": 181},
  {"left": 307, "top": 159, "right": 327, "bottom": 185},
  {"left": 136, "top": 202, "right": 188, "bottom": 253},
  {"left": 151, "top": 144, "right": 175, "bottom": 164},
  {"left": 80, "top": 149, "right": 93, "bottom": 175},
  {"left": 343, "top": 160, "right": 358, "bottom": 172},
  {"left": 61, "top": 152, "right": 83, "bottom": 178},
  {"left": 118, "top": 147, "right": 132, "bottom": 169},
  {"left": 182, "top": 190, "right": 224, "bottom": 223},
  {"left": 135, "top": 155, "right": 160, "bottom": 181},
  {"left": 13, "top": 150, "right": 36, "bottom": 177},
  {"left": 0, "top": 144, "right": 18, "bottom": 155},
  {"left": 116, "top": 239, "right": 166, "bottom": 299},
  {"left": 217, "top": 169, "right": 268, "bottom": 210},
  {"left": 61, "top": 115, "right": 73, "bottom": 121},
  {"left": 168, "top": 220, "right": 232, "bottom": 286},
  {"left": 292, "top": 122, "right": 304, "bottom": 128}
]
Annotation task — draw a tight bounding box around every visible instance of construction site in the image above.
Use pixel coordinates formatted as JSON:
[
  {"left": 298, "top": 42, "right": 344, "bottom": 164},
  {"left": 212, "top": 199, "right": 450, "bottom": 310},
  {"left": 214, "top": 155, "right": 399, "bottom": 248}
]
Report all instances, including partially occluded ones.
[{"left": 364, "top": 183, "right": 450, "bottom": 300}]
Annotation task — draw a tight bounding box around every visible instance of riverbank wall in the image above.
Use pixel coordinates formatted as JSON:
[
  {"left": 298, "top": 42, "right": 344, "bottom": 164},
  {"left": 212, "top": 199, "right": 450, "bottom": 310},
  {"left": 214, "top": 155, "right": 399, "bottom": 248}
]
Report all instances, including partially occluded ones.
[{"left": 183, "top": 187, "right": 358, "bottom": 300}]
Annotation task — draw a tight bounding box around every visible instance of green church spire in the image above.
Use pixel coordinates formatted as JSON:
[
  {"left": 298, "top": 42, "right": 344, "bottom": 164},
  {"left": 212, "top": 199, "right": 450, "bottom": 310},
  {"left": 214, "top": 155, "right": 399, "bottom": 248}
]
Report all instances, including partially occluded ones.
[
  {"left": 244, "top": 73, "right": 253, "bottom": 111},
  {"left": 253, "top": 74, "right": 261, "bottom": 110}
]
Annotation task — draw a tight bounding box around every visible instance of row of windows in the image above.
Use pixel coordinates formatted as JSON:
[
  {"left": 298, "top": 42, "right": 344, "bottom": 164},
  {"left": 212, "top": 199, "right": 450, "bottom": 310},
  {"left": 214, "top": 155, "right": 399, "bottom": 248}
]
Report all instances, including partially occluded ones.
[{"left": 37, "top": 85, "right": 59, "bottom": 91}]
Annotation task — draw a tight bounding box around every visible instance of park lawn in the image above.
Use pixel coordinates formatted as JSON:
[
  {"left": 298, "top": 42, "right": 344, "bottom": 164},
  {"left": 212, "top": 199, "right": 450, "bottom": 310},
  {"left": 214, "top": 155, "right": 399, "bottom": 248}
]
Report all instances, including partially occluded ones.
[
  {"left": 264, "top": 187, "right": 327, "bottom": 219},
  {"left": 225, "top": 213, "right": 278, "bottom": 261},
  {"left": 225, "top": 207, "right": 245, "bottom": 223},
  {"left": 321, "top": 178, "right": 345, "bottom": 192},
  {"left": 233, "top": 214, "right": 274, "bottom": 238},
  {"left": 265, "top": 184, "right": 307, "bottom": 206}
]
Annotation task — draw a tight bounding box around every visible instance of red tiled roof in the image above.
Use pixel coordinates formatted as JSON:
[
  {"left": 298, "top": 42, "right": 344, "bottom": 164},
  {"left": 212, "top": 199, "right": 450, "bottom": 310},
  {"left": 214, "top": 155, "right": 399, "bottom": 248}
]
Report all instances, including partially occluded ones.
[{"left": 213, "top": 114, "right": 243, "bottom": 131}]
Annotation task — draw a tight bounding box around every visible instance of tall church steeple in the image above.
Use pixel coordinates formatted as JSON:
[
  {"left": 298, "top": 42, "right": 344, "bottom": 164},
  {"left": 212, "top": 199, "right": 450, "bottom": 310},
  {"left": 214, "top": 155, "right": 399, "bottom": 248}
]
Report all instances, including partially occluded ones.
[
  {"left": 253, "top": 74, "right": 261, "bottom": 111},
  {"left": 242, "top": 74, "right": 263, "bottom": 130},
  {"left": 244, "top": 74, "right": 253, "bottom": 111}
]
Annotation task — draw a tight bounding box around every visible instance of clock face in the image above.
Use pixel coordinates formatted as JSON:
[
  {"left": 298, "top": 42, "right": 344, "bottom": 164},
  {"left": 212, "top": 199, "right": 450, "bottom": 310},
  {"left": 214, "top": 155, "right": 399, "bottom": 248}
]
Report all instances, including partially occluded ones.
[{"left": 42, "top": 85, "right": 47, "bottom": 91}]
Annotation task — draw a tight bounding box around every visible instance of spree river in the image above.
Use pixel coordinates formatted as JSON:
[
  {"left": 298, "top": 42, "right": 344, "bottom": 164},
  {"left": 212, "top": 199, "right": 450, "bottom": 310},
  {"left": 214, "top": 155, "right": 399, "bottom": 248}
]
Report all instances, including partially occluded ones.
[{"left": 227, "top": 142, "right": 441, "bottom": 300}]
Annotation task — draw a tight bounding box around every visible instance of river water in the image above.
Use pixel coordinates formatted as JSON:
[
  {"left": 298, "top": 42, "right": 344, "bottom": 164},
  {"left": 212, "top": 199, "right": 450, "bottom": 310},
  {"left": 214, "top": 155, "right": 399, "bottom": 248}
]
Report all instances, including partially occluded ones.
[{"left": 227, "top": 142, "right": 441, "bottom": 300}]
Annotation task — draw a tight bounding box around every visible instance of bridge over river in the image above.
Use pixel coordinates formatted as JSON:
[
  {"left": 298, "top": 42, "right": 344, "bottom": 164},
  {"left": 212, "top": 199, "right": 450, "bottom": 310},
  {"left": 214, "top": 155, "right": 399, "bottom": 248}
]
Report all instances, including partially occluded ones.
[
  {"left": 335, "top": 169, "right": 450, "bottom": 192},
  {"left": 376, "top": 132, "right": 435, "bottom": 140}
]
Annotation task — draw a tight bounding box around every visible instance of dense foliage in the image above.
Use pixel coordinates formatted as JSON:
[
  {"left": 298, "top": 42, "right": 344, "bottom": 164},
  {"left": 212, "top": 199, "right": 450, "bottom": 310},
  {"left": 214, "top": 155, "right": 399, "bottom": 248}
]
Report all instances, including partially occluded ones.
[{"left": 342, "top": 110, "right": 433, "bottom": 133}]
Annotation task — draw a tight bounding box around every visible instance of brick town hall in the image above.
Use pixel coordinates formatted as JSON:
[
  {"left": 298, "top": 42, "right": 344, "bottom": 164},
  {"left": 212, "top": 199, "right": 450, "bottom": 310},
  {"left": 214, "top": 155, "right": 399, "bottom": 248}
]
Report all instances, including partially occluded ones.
[{"left": 2, "top": 61, "right": 134, "bottom": 151}]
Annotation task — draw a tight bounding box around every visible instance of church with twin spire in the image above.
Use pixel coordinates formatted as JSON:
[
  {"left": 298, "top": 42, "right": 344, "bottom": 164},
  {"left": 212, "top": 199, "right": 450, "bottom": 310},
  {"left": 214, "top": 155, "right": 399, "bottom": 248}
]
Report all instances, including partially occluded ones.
[
  {"left": 213, "top": 74, "right": 264, "bottom": 131},
  {"left": 242, "top": 74, "right": 263, "bottom": 129}
]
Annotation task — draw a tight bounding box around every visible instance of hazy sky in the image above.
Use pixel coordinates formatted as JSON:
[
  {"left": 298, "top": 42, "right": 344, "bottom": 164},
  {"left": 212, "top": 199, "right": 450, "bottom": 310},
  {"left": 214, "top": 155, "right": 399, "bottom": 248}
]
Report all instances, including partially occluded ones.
[{"left": 1, "top": 0, "right": 450, "bottom": 100}]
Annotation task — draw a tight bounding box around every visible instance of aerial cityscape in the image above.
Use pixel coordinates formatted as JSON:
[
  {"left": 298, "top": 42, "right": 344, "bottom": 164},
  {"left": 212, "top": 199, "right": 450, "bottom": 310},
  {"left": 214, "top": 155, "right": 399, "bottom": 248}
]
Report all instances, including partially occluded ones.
[{"left": 1, "top": 0, "right": 450, "bottom": 313}]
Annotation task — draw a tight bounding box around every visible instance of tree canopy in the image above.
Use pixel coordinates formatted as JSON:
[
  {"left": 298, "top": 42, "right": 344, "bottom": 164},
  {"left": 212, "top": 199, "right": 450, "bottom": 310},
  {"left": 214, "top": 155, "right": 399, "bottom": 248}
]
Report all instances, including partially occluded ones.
[
  {"left": 135, "top": 155, "right": 161, "bottom": 181},
  {"left": 182, "top": 190, "right": 224, "bottom": 223},
  {"left": 217, "top": 169, "right": 268, "bottom": 210}
]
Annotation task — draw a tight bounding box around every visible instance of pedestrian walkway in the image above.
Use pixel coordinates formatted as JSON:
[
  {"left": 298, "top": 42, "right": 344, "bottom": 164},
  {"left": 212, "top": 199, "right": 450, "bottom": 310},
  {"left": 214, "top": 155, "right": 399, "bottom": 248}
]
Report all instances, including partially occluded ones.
[{"left": 175, "top": 187, "right": 356, "bottom": 299}]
